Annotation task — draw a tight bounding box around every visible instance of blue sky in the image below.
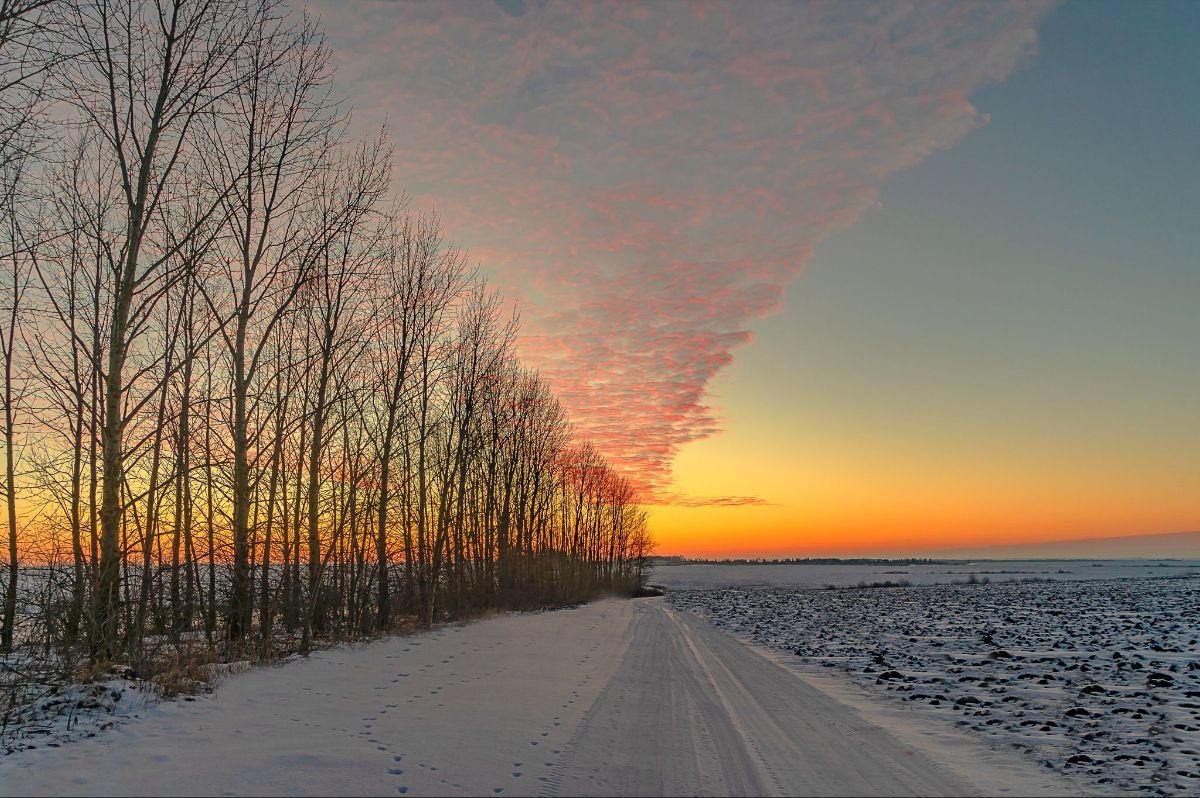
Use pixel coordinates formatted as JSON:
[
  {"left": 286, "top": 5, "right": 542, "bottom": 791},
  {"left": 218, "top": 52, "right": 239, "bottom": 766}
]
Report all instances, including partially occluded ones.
[{"left": 665, "top": 0, "right": 1199, "bottom": 551}]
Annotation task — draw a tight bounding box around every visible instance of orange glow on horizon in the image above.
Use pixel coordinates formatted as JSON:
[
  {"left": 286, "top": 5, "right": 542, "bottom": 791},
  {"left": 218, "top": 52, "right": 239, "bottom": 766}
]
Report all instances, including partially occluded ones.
[
  {"left": 646, "top": 505, "right": 1198, "bottom": 559},
  {"left": 642, "top": 414, "right": 1200, "bottom": 558}
]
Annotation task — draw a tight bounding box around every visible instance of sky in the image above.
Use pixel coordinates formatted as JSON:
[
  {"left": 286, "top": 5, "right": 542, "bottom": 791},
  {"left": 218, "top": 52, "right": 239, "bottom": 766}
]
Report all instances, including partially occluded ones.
[{"left": 312, "top": 0, "right": 1200, "bottom": 557}]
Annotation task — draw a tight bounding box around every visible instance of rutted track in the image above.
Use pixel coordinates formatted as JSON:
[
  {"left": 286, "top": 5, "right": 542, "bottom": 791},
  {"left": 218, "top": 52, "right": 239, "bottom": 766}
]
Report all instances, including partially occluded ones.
[{"left": 554, "top": 600, "right": 984, "bottom": 797}]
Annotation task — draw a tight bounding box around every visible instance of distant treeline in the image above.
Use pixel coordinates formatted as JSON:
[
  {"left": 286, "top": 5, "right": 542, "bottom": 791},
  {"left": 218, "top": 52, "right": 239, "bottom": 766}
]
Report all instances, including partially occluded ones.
[{"left": 652, "top": 556, "right": 946, "bottom": 566}]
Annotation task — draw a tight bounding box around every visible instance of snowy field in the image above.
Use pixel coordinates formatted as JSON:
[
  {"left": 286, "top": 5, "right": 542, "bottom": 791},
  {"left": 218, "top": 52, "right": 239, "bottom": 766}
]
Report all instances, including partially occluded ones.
[
  {"left": 669, "top": 570, "right": 1200, "bottom": 797},
  {"left": 651, "top": 558, "right": 1200, "bottom": 591}
]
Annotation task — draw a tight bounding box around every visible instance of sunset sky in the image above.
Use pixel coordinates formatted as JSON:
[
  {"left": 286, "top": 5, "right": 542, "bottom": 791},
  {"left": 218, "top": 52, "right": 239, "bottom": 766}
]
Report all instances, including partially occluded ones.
[{"left": 313, "top": 0, "right": 1199, "bottom": 557}]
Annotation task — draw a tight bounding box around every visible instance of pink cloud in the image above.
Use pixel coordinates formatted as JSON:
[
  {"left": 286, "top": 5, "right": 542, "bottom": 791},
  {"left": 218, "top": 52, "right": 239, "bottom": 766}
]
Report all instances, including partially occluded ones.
[{"left": 309, "top": 0, "right": 1054, "bottom": 504}]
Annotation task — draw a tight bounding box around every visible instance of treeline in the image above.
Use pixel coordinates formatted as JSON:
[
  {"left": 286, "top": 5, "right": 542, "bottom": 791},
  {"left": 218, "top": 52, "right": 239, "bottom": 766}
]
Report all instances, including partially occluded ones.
[
  {"left": 651, "top": 556, "right": 945, "bottom": 566},
  {"left": 0, "top": 0, "right": 652, "bottom": 668}
]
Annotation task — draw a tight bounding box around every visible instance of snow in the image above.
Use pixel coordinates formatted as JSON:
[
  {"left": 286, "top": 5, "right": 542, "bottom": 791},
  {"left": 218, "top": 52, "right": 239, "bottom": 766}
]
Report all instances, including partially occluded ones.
[
  {"left": 651, "top": 558, "right": 1200, "bottom": 592},
  {"left": 670, "top": 574, "right": 1200, "bottom": 796},
  {"left": 0, "top": 596, "right": 1077, "bottom": 796},
  {"left": 0, "top": 669, "right": 156, "bottom": 753},
  {"left": 552, "top": 600, "right": 1075, "bottom": 797},
  {"left": 1, "top": 602, "right": 639, "bottom": 796}
]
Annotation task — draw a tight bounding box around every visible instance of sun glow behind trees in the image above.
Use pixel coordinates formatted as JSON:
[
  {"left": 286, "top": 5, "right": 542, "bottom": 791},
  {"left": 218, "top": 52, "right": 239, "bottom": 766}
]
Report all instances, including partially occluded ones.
[{"left": 0, "top": 0, "right": 651, "bottom": 663}]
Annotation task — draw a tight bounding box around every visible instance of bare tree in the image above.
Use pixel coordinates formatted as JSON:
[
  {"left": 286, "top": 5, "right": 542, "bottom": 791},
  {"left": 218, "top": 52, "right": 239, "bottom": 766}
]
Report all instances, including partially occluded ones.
[
  {"left": 57, "top": 0, "right": 260, "bottom": 658},
  {"left": 0, "top": 152, "right": 31, "bottom": 651},
  {"left": 369, "top": 213, "right": 463, "bottom": 628},
  {"left": 0, "top": 0, "right": 60, "bottom": 172},
  {"left": 297, "top": 136, "right": 388, "bottom": 649},
  {"left": 198, "top": 5, "right": 343, "bottom": 644},
  {"left": 0, "top": 0, "right": 62, "bottom": 657}
]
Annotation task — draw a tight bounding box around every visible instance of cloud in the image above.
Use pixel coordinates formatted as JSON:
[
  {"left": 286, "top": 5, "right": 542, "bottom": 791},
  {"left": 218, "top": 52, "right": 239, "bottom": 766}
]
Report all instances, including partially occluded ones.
[
  {"left": 670, "top": 494, "right": 777, "bottom": 509},
  {"left": 311, "top": 0, "right": 1054, "bottom": 504}
]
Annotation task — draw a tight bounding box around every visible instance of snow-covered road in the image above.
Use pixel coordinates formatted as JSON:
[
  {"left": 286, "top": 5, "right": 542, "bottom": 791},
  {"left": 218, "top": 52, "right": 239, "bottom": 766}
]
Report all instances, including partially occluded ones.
[
  {"left": 556, "top": 601, "right": 1075, "bottom": 797},
  {"left": 1, "top": 599, "right": 1077, "bottom": 796}
]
